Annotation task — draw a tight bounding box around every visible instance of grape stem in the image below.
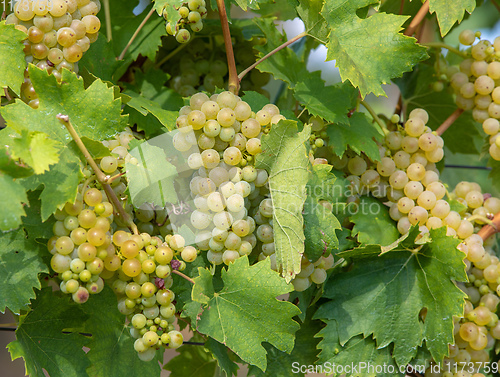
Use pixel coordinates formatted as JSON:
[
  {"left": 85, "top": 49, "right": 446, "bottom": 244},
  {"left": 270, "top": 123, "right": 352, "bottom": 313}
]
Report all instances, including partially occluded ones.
[
  {"left": 359, "top": 100, "right": 389, "bottom": 136},
  {"left": 107, "top": 172, "right": 125, "bottom": 184},
  {"left": 216, "top": 0, "right": 239, "bottom": 94},
  {"left": 103, "top": 0, "right": 112, "bottom": 41},
  {"left": 238, "top": 31, "right": 308, "bottom": 84},
  {"left": 172, "top": 270, "right": 195, "bottom": 284},
  {"left": 422, "top": 42, "right": 468, "bottom": 58},
  {"left": 491, "top": 0, "right": 500, "bottom": 13},
  {"left": 435, "top": 108, "right": 464, "bottom": 135},
  {"left": 477, "top": 213, "right": 500, "bottom": 240},
  {"left": 403, "top": 0, "right": 429, "bottom": 36},
  {"left": 56, "top": 114, "right": 138, "bottom": 235},
  {"left": 3, "top": 88, "right": 12, "bottom": 101},
  {"left": 118, "top": 7, "right": 156, "bottom": 61}
]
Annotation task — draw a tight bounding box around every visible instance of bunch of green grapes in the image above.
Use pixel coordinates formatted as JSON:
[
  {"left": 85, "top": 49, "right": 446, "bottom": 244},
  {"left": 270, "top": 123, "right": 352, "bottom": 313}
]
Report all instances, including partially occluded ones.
[
  {"left": 172, "top": 91, "right": 277, "bottom": 266},
  {"left": 163, "top": 0, "right": 208, "bottom": 44},
  {"left": 159, "top": 37, "right": 270, "bottom": 97},
  {"left": 110, "top": 231, "right": 195, "bottom": 361},
  {"left": 448, "top": 30, "right": 500, "bottom": 162},
  {"left": 319, "top": 106, "right": 500, "bottom": 374},
  {"left": 424, "top": 181, "right": 500, "bottom": 376},
  {"left": 46, "top": 128, "right": 203, "bottom": 360},
  {"left": 5, "top": 0, "right": 101, "bottom": 109}
]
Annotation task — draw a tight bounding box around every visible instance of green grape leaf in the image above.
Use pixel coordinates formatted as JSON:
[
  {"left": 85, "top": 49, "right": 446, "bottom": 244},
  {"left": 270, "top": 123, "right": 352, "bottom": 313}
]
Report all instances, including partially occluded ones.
[
  {"left": 0, "top": 174, "right": 28, "bottom": 232},
  {"left": 255, "top": 120, "right": 311, "bottom": 281},
  {"left": 488, "top": 158, "right": 500, "bottom": 190},
  {"left": 125, "top": 140, "right": 178, "bottom": 208},
  {"left": 294, "top": 77, "right": 358, "bottom": 126},
  {"left": 338, "top": 226, "right": 421, "bottom": 261},
  {"left": 21, "top": 190, "right": 55, "bottom": 243},
  {"left": 397, "top": 65, "right": 481, "bottom": 155},
  {"left": 21, "top": 148, "right": 83, "bottom": 221},
  {"left": 314, "top": 228, "right": 467, "bottom": 366},
  {"left": 1, "top": 66, "right": 126, "bottom": 219},
  {"left": 304, "top": 165, "right": 342, "bottom": 262},
  {"left": 429, "top": 0, "right": 476, "bottom": 37},
  {"left": 241, "top": 91, "right": 271, "bottom": 113},
  {"left": 231, "top": 0, "right": 274, "bottom": 11},
  {"left": 205, "top": 337, "right": 239, "bottom": 377},
  {"left": 79, "top": 36, "right": 122, "bottom": 83},
  {"left": 1, "top": 66, "right": 127, "bottom": 142},
  {"left": 253, "top": 18, "right": 308, "bottom": 89},
  {"left": 124, "top": 91, "right": 178, "bottom": 132},
  {"left": 296, "top": 0, "right": 328, "bottom": 42},
  {"left": 316, "top": 321, "right": 405, "bottom": 377},
  {"left": 350, "top": 196, "right": 399, "bottom": 246},
  {"left": 448, "top": 199, "right": 467, "bottom": 214},
  {"left": 164, "top": 338, "right": 217, "bottom": 377},
  {"left": 326, "top": 112, "right": 384, "bottom": 161},
  {"left": 82, "top": 286, "right": 163, "bottom": 377},
  {"left": 7, "top": 288, "right": 91, "bottom": 377},
  {"left": 247, "top": 311, "right": 322, "bottom": 377},
  {"left": 0, "top": 230, "right": 48, "bottom": 314},
  {"left": 320, "top": 0, "right": 428, "bottom": 98},
  {"left": 0, "top": 22, "right": 26, "bottom": 95},
  {"left": 0, "top": 145, "right": 34, "bottom": 178},
  {"left": 10, "top": 130, "right": 61, "bottom": 175},
  {"left": 192, "top": 257, "right": 301, "bottom": 371}
]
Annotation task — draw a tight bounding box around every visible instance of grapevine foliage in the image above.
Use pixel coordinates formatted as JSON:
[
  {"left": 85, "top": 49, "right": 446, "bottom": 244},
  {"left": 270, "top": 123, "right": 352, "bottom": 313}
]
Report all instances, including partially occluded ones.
[{"left": 1, "top": 1, "right": 500, "bottom": 377}]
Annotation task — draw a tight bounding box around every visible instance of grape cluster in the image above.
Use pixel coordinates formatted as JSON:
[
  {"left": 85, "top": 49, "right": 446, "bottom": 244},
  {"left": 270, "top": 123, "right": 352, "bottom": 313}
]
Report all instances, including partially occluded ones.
[
  {"left": 163, "top": 0, "right": 207, "bottom": 44},
  {"left": 46, "top": 128, "right": 202, "bottom": 360},
  {"left": 5, "top": 0, "right": 101, "bottom": 109},
  {"left": 160, "top": 37, "right": 270, "bottom": 97},
  {"left": 449, "top": 30, "right": 500, "bottom": 161},
  {"left": 331, "top": 108, "right": 449, "bottom": 237},
  {"left": 172, "top": 91, "right": 279, "bottom": 266},
  {"left": 424, "top": 182, "right": 500, "bottom": 377}
]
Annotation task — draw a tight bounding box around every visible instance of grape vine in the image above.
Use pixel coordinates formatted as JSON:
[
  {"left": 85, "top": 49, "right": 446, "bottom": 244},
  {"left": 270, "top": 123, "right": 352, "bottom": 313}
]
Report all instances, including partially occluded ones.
[{"left": 2, "top": 1, "right": 500, "bottom": 377}]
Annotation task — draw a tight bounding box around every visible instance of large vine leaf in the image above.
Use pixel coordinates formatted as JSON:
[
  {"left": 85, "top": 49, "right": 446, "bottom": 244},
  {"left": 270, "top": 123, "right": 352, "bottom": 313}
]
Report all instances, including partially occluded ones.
[
  {"left": 1, "top": 66, "right": 127, "bottom": 219},
  {"left": 248, "top": 311, "right": 322, "bottom": 377},
  {"left": 319, "top": 0, "right": 428, "bottom": 97},
  {"left": 82, "top": 286, "right": 162, "bottom": 377},
  {"left": 296, "top": 0, "right": 328, "bottom": 42},
  {"left": 315, "top": 320, "right": 404, "bottom": 377},
  {"left": 326, "top": 112, "right": 384, "bottom": 162},
  {"left": 429, "top": 0, "right": 476, "bottom": 36},
  {"left": 0, "top": 174, "right": 28, "bottom": 231},
  {"left": 303, "top": 165, "right": 342, "bottom": 262},
  {"left": 0, "top": 230, "right": 48, "bottom": 314},
  {"left": 350, "top": 196, "right": 399, "bottom": 246},
  {"left": 0, "top": 22, "right": 26, "bottom": 95},
  {"left": 255, "top": 120, "right": 311, "bottom": 280},
  {"left": 7, "top": 288, "right": 91, "bottom": 377},
  {"left": 314, "top": 228, "right": 467, "bottom": 366},
  {"left": 294, "top": 76, "right": 358, "bottom": 125},
  {"left": 192, "top": 257, "right": 301, "bottom": 371},
  {"left": 397, "top": 64, "right": 481, "bottom": 155}
]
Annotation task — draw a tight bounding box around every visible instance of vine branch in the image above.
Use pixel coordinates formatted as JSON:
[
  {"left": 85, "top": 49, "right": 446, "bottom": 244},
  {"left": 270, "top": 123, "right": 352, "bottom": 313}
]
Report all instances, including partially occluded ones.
[
  {"left": 155, "top": 40, "right": 190, "bottom": 68},
  {"left": 238, "top": 31, "right": 308, "bottom": 83},
  {"left": 478, "top": 212, "right": 500, "bottom": 240},
  {"left": 404, "top": 0, "right": 429, "bottom": 36},
  {"left": 103, "top": 0, "right": 112, "bottom": 41},
  {"left": 118, "top": 7, "right": 156, "bottom": 61},
  {"left": 216, "top": 0, "right": 238, "bottom": 94},
  {"left": 172, "top": 270, "right": 195, "bottom": 284},
  {"left": 435, "top": 108, "right": 464, "bottom": 135},
  {"left": 56, "top": 114, "right": 138, "bottom": 235},
  {"left": 491, "top": 0, "right": 500, "bottom": 13}
]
